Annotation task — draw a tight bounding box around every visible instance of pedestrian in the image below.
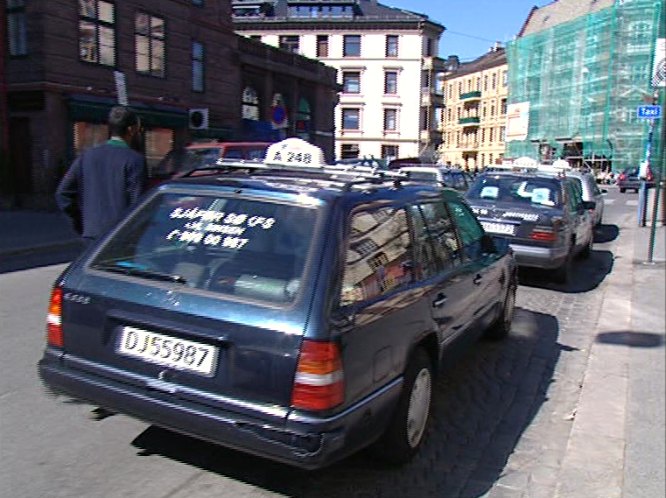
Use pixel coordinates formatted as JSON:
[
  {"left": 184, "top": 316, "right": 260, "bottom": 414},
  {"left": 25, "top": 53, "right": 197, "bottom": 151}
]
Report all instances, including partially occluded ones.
[{"left": 56, "top": 105, "right": 146, "bottom": 247}]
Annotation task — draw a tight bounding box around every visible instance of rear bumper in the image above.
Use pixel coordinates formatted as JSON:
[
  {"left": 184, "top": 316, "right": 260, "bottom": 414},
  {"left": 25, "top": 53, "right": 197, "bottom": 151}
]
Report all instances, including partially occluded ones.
[
  {"left": 38, "top": 351, "right": 402, "bottom": 470},
  {"left": 509, "top": 242, "right": 568, "bottom": 269}
]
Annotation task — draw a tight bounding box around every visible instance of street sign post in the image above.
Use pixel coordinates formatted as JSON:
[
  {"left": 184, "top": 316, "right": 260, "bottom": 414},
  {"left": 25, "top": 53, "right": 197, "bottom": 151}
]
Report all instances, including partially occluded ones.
[{"left": 637, "top": 105, "right": 661, "bottom": 119}]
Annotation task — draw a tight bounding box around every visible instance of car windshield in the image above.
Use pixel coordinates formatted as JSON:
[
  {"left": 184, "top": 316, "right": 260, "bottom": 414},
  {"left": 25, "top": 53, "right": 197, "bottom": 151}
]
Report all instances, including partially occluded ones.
[
  {"left": 152, "top": 149, "right": 207, "bottom": 178},
  {"left": 441, "top": 172, "right": 467, "bottom": 190},
  {"left": 467, "top": 176, "right": 562, "bottom": 207},
  {"left": 90, "top": 193, "right": 319, "bottom": 304}
]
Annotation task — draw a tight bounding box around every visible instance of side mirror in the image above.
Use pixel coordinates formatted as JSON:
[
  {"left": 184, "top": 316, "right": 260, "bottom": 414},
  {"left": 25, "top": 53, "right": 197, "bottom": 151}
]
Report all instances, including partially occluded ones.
[
  {"left": 601, "top": 189, "right": 608, "bottom": 194},
  {"left": 582, "top": 200, "right": 596, "bottom": 211}
]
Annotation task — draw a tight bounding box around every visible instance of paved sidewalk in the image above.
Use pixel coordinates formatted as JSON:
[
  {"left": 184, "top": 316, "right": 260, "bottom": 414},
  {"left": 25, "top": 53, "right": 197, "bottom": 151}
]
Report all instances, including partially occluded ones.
[{"left": 0, "top": 210, "right": 81, "bottom": 258}]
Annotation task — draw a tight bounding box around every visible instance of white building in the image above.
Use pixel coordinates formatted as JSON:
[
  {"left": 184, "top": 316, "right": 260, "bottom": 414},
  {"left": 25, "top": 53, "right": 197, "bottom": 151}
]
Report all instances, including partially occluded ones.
[{"left": 232, "top": 0, "right": 446, "bottom": 162}]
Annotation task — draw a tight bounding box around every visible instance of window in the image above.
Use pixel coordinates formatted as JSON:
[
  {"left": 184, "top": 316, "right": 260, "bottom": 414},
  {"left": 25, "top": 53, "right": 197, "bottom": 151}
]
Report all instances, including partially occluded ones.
[
  {"left": 446, "top": 200, "right": 484, "bottom": 261},
  {"left": 279, "top": 35, "right": 299, "bottom": 54},
  {"left": 483, "top": 75, "right": 488, "bottom": 91},
  {"left": 502, "top": 70, "right": 508, "bottom": 86},
  {"left": 410, "top": 202, "right": 460, "bottom": 278},
  {"left": 340, "top": 208, "right": 412, "bottom": 306},
  {"left": 340, "top": 143, "right": 359, "bottom": 159},
  {"left": 489, "top": 128, "right": 494, "bottom": 142},
  {"left": 501, "top": 98, "right": 507, "bottom": 115},
  {"left": 343, "top": 35, "right": 361, "bottom": 57},
  {"left": 381, "top": 145, "right": 398, "bottom": 159},
  {"left": 500, "top": 126, "right": 506, "bottom": 142},
  {"left": 386, "top": 35, "right": 398, "bottom": 57},
  {"left": 192, "top": 41, "right": 204, "bottom": 92},
  {"left": 7, "top": 0, "right": 27, "bottom": 56},
  {"left": 491, "top": 73, "right": 497, "bottom": 89},
  {"left": 425, "top": 38, "right": 433, "bottom": 57},
  {"left": 316, "top": 35, "right": 329, "bottom": 57},
  {"left": 422, "top": 70, "right": 431, "bottom": 89},
  {"left": 79, "top": 0, "right": 115, "bottom": 66},
  {"left": 242, "top": 86, "right": 260, "bottom": 120},
  {"left": 135, "top": 12, "right": 165, "bottom": 77},
  {"left": 384, "top": 71, "right": 398, "bottom": 94},
  {"left": 420, "top": 107, "right": 429, "bottom": 131},
  {"left": 295, "top": 98, "right": 312, "bottom": 140},
  {"left": 342, "top": 71, "right": 361, "bottom": 94},
  {"left": 342, "top": 108, "right": 360, "bottom": 130},
  {"left": 383, "top": 109, "right": 397, "bottom": 131}
]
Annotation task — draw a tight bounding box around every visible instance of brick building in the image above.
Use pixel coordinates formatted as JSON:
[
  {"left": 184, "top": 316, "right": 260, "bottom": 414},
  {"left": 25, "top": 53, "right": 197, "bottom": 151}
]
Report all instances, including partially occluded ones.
[{"left": 1, "top": 0, "right": 337, "bottom": 208}]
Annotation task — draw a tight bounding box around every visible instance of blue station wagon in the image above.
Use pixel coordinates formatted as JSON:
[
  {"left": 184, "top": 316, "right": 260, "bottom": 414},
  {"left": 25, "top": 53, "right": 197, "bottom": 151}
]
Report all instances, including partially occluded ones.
[{"left": 39, "top": 139, "right": 517, "bottom": 469}]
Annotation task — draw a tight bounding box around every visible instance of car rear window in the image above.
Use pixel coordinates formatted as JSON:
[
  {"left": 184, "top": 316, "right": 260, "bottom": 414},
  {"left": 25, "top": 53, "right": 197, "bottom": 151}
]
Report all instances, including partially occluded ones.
[
  {"left": 468, "top": 176, "right": 562, "bottom": 207},
  {"left": 90, "top": 193, "right": 318, "bottom": 304}
]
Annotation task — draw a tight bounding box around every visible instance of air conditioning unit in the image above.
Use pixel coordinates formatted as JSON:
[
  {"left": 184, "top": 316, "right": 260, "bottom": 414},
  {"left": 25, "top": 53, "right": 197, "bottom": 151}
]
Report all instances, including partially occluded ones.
[{"left": 189, "top": 108, "right": 209, "bottom": 130}]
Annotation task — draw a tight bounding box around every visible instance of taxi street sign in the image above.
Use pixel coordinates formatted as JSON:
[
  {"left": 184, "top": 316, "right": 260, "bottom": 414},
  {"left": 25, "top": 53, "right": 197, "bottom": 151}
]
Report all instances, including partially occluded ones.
[{"left": 637, "top": 105, "right": 661, "bottom": 119}]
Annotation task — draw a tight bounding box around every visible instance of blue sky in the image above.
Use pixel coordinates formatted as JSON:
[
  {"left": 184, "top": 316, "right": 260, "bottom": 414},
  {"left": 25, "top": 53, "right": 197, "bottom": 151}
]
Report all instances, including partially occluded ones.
[{"left": 386, "top": 0, "right": 552, "bottom": 62}]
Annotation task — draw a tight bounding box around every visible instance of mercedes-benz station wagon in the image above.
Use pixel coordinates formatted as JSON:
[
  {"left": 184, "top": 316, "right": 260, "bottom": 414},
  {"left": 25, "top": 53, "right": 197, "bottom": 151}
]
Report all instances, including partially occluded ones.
[{"left": 39, "top": 139, "right": 517, "bottom": 470}]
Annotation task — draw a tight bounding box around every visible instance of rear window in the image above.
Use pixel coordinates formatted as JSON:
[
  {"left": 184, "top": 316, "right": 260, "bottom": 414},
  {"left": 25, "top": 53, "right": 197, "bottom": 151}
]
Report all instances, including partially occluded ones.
[
  {"left": 406, "top": 170, "right": 438, "bottom": 182},
  {"left": 467, "top": 176, "right": 562, "bottom": 207},
  {"left": 90, "top": 193, "right": 318, "bottom": 304}
]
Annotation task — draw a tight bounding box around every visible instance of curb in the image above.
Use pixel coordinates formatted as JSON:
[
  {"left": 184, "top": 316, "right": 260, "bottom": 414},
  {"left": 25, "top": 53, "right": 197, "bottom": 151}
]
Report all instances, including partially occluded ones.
[{"left": 0, "top": 239, "right": 82, "bottom": 259}]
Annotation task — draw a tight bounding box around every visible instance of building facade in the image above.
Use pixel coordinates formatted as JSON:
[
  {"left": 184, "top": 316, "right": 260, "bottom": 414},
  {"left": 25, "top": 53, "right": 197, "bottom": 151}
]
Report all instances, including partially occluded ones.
[
  {"left": 1, "top": 0, "right": 337, "bottom": 209},
  {"left": 232, "top": 0, "right": 446, "bottom": 162},
  {"left": 505, "top": 0, "right": 664, "bottom": 172},
  {"left": 439, "top": 47, "right": 508, "bottom": 170}
]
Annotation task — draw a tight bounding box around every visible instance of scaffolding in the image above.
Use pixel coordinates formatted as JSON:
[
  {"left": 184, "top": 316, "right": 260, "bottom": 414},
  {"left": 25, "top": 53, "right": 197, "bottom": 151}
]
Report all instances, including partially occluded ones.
[{"left": 506, "top": 0, "right": 664, "bottom": 173}]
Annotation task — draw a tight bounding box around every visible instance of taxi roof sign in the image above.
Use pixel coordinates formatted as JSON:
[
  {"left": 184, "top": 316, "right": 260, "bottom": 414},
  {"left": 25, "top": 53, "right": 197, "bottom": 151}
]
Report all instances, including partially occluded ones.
[{"left": 264, "top": 138, "right": 326, "bottom": 169}]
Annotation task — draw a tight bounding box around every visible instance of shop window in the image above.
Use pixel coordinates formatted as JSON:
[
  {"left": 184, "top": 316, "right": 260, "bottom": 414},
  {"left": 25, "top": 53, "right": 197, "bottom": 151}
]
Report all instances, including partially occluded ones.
[
  {"left": 79, "top": 0, "right": 115, "bottom": 66},
  {"left": 295, "top": 98, "right": 311, "bottom": 141},
  {"left": 135, "top": 12, "right": 165, "bottom": 77},
  {"left": 145, "top": 128, "right": 174, "bottom": 174},
  {"left": 381, "top": 145, "right": 398, "bottom": 159}
]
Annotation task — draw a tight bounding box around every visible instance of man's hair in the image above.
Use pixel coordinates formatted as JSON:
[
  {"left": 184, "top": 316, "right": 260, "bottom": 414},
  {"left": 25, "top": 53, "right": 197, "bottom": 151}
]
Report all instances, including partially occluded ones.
[{"left": 108, "top": 106, "right": 140, "bottom": 137}]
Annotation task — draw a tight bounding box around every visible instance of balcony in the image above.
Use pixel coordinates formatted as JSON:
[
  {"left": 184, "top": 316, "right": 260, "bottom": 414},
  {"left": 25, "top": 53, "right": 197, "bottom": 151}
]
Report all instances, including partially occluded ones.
[
  {"left": 460, "top": 141, "right": 479, "bottom": 151},
  {"left": 459, "top": 116, "right": 480, "bottom": 126},
  {"left": 460, "top": 90, "right": 482, "bottom": 101}
]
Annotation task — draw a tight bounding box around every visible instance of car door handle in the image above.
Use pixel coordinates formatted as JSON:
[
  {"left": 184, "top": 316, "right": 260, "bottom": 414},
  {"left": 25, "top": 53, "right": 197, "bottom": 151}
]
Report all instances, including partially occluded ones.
[
  {"left": 473, "top": 274, "right": 483, "bottom": 285},
  {"left": 432, "top": 294, "right": 448, "bottom": 308}
]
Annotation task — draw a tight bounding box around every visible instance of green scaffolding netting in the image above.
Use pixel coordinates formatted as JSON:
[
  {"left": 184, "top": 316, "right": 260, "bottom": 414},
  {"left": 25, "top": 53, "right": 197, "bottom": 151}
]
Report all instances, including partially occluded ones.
[{"left": 506, "top": 0, "right": 664, "bottom": 173}]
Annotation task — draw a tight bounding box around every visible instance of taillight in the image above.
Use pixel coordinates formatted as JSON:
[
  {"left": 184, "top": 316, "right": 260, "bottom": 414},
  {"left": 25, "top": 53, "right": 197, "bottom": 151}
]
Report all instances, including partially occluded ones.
[
  {"left": 618, "top": 174, "right": 626, "bottom": 181},
  {"left": 291, "top": 340, "right": 344, "bottom": 411},
  {"left": 47, "top": 287, "right": 63, "bottom": 347},
  {"left": 530, "top": 227, "right": 558, "bottom": 242}
]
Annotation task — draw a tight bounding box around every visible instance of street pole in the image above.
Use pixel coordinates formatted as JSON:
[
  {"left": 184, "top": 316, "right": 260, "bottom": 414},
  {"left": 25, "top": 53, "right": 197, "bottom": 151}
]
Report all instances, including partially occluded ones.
[{"left": 646, "top": 91, "right": 665, "bottom": 263}]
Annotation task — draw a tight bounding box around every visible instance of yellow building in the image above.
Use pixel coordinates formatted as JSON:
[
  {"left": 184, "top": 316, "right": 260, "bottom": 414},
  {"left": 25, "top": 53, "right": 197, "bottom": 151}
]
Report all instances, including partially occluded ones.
[{"left": 440, "top": 46, "right": 508, "bottom": 171}]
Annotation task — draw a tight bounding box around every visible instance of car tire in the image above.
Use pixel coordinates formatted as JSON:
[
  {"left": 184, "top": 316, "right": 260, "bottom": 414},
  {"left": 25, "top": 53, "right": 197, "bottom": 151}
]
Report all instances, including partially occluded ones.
[
  {"left": 553, "top": 245, "right": 573, "bottom": 284},
  {"left": 619, "top": 188, "right": 626, "bottom": 193},
  {"left": 371, "top": 348, "right": 433, "bottom": 465},
  {"left": 485, "top": 275, "right": 516, "bottom": 340}
]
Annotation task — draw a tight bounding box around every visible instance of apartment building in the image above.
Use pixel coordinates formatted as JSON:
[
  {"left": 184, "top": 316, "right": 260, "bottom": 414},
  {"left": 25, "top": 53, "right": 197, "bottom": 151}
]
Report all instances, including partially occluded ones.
[
  {"left": 1, "top": 0, "right": 337, "bottom": 208},
  {"left": 440, "top": 47, "right": 508, "bottom": 170},
  {"left": 232, "top": 0, "right": 446, "bottom": 162}
]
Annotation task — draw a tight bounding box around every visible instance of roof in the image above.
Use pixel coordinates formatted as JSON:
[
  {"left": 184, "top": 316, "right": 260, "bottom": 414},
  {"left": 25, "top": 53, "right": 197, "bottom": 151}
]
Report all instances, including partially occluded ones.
[
  {"left": 444, "top": 47, "right": 506, "bottom": 79},
  {"left": 232, "top": 0, "right": 445, "bottom": 30},
  {"left": 518, "top": 0, "right": 614, "bottom": 37}
]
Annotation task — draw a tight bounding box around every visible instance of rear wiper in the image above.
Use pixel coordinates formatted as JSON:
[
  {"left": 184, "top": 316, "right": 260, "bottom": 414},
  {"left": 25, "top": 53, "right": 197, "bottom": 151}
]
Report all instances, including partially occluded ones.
[{"left": 92, "top": 264, "right": 188, "bottom": 285}]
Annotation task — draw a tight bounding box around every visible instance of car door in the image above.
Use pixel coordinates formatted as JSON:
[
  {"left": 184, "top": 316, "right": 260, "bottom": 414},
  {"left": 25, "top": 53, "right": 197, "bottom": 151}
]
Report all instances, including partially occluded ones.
[
  {"left": 409, "top": 201, "right": 469, "bottom": 344},
  {"left": 566, "top": 179, "right": 592, "bottom": 252},
  {"left": 446, "top": 199, "right": 503, "bottom": 330}
]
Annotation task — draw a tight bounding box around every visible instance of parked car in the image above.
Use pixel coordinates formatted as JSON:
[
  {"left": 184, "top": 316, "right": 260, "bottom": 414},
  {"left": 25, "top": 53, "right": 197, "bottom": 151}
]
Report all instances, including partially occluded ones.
[
  {"left": 466, "top": 169, "right": 595, "bottom": 283},
  {"left": 617, "top": 166, "right": 655, "bottom": 193},
  {"left": 398, "top": 165, "right": 473, "bottom": 192},
  {"left": 566, "top": 170, "right": 606, "bottom": 226},
  {"left": 38, "top": 138, "right": 517, "bottom": 470},
  {"left": 149, "top": 141, "right": 272, "bottom": 187}
]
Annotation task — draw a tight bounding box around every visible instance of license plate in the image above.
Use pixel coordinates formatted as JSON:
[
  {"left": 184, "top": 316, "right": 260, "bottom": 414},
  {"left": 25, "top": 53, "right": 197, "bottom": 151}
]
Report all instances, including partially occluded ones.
[
  {"left": 481, "top": 221, "right": 515, "bottom": 236},
  {"left": 117, "top": 326, "right": 218, "bottom": 376}
]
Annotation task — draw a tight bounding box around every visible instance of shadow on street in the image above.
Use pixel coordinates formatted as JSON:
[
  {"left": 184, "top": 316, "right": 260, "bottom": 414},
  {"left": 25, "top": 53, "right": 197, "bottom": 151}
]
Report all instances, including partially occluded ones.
[
  {"left": 130, "top": 308, "right": 562, "bottom": 498},
  {"left": 594, "top": 223, "right": 620, "bottom": 244},
  {"left": 517, "top": 248, "right": 614, "bottom": 294},
  {"left": 596, "top": 331, "right": 664, "bottom": 348}
]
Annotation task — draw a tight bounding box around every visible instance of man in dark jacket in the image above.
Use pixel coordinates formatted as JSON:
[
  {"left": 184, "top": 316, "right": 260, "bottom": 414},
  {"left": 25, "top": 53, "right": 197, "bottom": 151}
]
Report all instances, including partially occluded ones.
[{"left": 56, "top": 106, "right": 146, "bottom": 245}]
